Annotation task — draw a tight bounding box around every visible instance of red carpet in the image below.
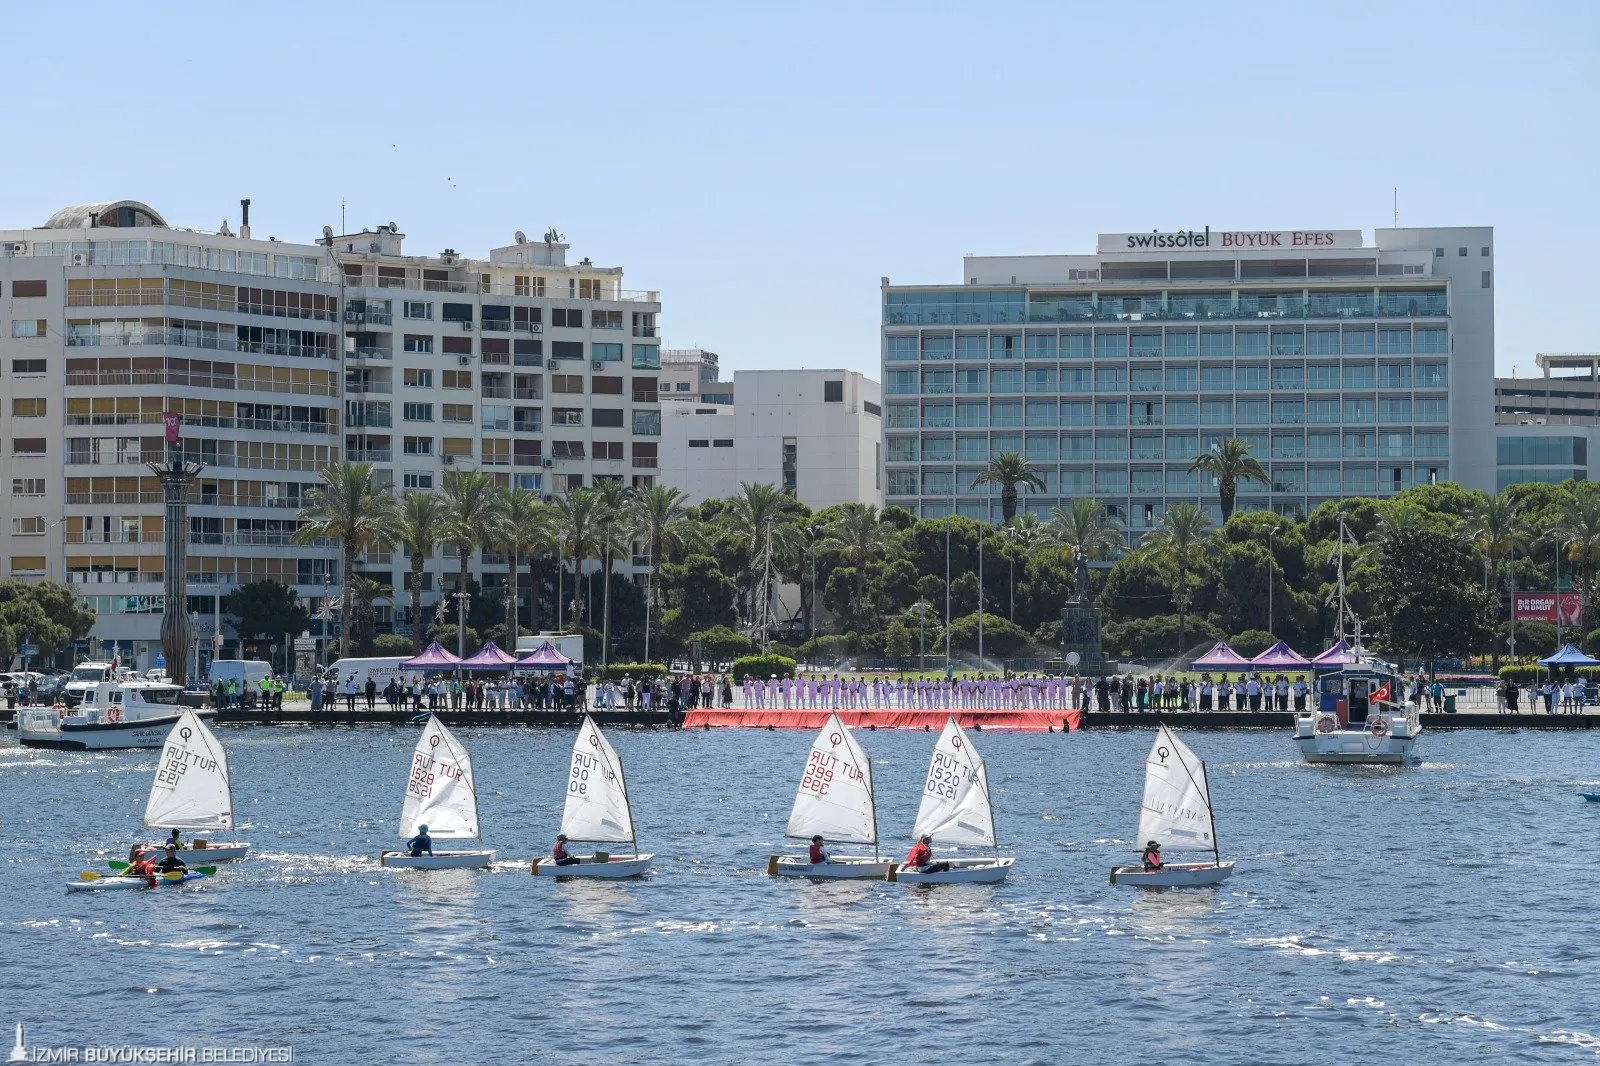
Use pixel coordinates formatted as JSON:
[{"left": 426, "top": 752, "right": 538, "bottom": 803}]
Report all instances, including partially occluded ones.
[{"left": 681, "top": 708, "right": 1080, "bottom": 732}]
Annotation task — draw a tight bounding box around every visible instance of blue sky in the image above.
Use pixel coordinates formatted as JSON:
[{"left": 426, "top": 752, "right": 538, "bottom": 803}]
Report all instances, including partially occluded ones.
[{"left": 4, "top": 2, "right": 1595, "bottom": 378}]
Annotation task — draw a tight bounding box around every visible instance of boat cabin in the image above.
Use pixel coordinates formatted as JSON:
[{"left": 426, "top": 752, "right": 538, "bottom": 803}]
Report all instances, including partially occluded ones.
[
  {"left": 73, "top": 679, "right": 183, "bottom": 717},
  {"left": 1316, "top": 663, "right": 1399, "bottom": 727}
]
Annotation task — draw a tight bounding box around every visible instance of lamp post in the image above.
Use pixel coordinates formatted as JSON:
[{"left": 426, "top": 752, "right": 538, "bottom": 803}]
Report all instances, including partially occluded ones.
[
  {"left": 1267, "top": 525, "right": 1280, "bottom": 637},
  {"left": 146, "top": 419, "right": 204, "bottom": 688},
  {"left": 453, "top": 588, "right": 470, "bottom": 659},
  {"left": 808, "top": 524, "right": 822, "bottom": 641},
  {"left": 1554, "top": 536, "right": 1566, "bottom": 651}
]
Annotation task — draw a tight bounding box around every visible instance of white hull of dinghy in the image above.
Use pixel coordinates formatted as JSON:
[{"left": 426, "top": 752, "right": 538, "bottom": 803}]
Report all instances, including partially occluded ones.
[
  {"left": 379, "top": 849, "right": 497, "bottom": 870},
  {"left": 530, "top": 854, "right": 653, "bottom": 879},
  {"left": 142, "top": 843, "right": 251, "bottom": 864},
  {"left": 890, "top": 856, "right": 1014, "bottom": 884},
  {"left": 767, "top": 855, "right": 893, "bottom": 880},
  {"left": 1109, "top": 860, "right": 1235, "bottom": 887}
]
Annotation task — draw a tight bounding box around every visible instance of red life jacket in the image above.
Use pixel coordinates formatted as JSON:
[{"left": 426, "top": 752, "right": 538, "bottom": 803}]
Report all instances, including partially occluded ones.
[
  {"left": 1142, "top": 849, "right": 1162, "bottom": 869},
  {"left": 906, "top": 841, "right": 932, "bottom": 867},
  {"left": 808, "top": 842, "right": 825, "bottom": 864},
  {"left": 553, "top": 840, "right": 568, "bottom": 861}
]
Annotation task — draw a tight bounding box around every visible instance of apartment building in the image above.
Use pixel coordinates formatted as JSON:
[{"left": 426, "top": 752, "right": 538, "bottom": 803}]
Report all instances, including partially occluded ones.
[
  {"left": 331, "top": 225, "right": 662, "bottom": 635},
  {"left": 0, "top": 200, "right": 340, "bottom": 669},
  {"left": 882, "top": 226, "right": 1495, "bottom": 530},
  {"left": 660, "top": 348, "right": 733, "bottom": 405}
]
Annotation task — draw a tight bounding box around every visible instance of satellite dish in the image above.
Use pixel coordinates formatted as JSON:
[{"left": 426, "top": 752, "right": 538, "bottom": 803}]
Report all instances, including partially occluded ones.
[
  {"left": 321, "top": 225, "right": 334, "bottom": 241},
  {"left": 514, "top": 231, "right": 526, "bottom": 244},
  {"left": 388, "top": 221, "right": 397, "bottom": 232}
]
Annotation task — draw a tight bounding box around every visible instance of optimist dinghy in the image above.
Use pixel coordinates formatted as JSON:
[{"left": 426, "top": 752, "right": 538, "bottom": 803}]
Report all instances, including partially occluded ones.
[
  {"left": 531, "top": 715, "right": 652, "bottom": 879},
  {"left": 131, "top": 711, "right": 251, "bottom": 863},
  {"left": 889, "top": 717, "right": 1013, "bottom": 884},
  {"left": 1110, "top": 725, "right": 1235, "bottom": 888},
  {"left": 768, "top": 713, "right": 892, "bottom": 880},
  {"left": 379, "top": 715, "right": 497, "bottom": 870}
]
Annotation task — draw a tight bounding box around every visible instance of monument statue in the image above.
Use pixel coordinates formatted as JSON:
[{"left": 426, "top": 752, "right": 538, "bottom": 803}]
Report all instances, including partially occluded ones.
[
  {"left": 1060, "top": 547, "right": 1109, "bottom": 676},
  {"left": 1074, "top": 548, "right": 1091, "bottom": 602}
]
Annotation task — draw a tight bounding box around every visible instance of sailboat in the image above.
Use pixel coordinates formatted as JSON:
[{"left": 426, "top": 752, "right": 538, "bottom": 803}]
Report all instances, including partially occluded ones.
[
  {"left": 1109, "top": 725, "right": 1235, "bottom": 887},
  {"left": 379, "top": 714, "right": 497, "bottom": 869},
  {"left": 531, "top": 715, "right": 652, "bottom": 878},
  {"left": 136, "top": 710, "right": 251, "bottom": 862},
  {"left": 890, "top": 716, "right": 1013, "bottom": 884},
  {"left": 768, "top": 713, "right": 892, "bottom": 879}
]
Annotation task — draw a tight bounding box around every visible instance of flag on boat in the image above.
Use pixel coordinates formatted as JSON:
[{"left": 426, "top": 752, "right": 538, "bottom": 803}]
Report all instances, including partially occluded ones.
[{"left": 1372, "top": 681, "right": 1391, "bottom": 706}]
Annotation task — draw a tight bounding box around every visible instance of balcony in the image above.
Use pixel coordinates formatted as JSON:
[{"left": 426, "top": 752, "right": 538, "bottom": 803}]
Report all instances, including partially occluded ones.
[
  {"left": 346, "top": 448, "right": 393, "bottom": 463},
  {"left": 66, "top": 330, "right": 336, "bottom": 360},
  {"left": 631, "top": 390, "right": 658, "bottom": 404},
  {"left": 631, "top": 326, "right": 657, "bottom": 337},
  {"left": 348, "top": 347, "right": 393, "bottom": 361},
  {"left": 513, "top": 388, "right": 542, "bottom": 401},
  {"left": 631, "top": 457, "right": 658, "bottom": 469},
  {"left": 65, "top": 531, "right": 149, "bottom": 544},
  {"left": 188, "top": 531, "right": 330, "bottom": 547},
  {"left": 344, "top": 381, "right": 393, "bottom": 395},
  {"left": 513, "top": 419, "right": 542, "bottom": 433},
  {"left": 480, "top": 387, "right": 511, "bottom": 399},
  {"left": 65, "top": 370, "right": 338, "bottom": 397}
]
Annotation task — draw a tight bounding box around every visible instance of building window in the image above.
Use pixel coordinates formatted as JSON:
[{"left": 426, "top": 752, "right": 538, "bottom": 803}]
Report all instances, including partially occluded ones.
[
  {"left": 1434, "top": 247, "right": 1444, "bottom": 257},
  {"left": 714, "top": 439, "right": 733, "bottom": 448},
  {"left": 631, "top": 344, "right": 661, "bottom": 370},
  {"left": 552, "top": 374, "right": 585, "bottom": 394},
  {"left": 1481, "top": 271, "right": 1492, "bottom": 289},
  {"left": 11, "top": 438, "right": 45, "bottom": 456},
  {"left": 592, "top": 375, "right": 623, "bottom": 395},
  {"left": 403, "top": 301, "right": 432, "bottom": 320},
  {"left": 404, "top": 335, "right": 433, "bottom": 354},
  {"left": 403, "top": 436, "right": 433, "bottom": 455},
  {"left": 443, "top": 370, "right": 472, "bottom": 389},
  {"left": 1458, "top": 247, "right": 1468, "bottom": 256},
  {"left": 552, "top": 408, "right": 584, "bottom": 427},
  {"left": 632, "top": 410, "right": 661, "bottom": 436},
  {"left": 593, "top": 408, "right": 624, "bottom": 428},
  {"left": 553, "top": 440, "right": 586, "bottom": 459},
  {"left": 594, "top": 441, "right": 624, "bottom": 460},
  {"left": 593, "top": 342, "right": 623, "bottom": 362},
  {"left": 442, "top": 403, "right": 472, "bottom": 423},
  {"left": 593, "top": 310, "right": 623, "bottom": 329},
  {"left": 403, "top": 472, "right": 434, "bottom": 490},
  {"left": 12, "top": 359, "right": 45, "bottom": 375},
  {"left": 552, "top": 308, "right": 584, "bottom": 328},
  {"left": 442, "top": 303, "right": 473, "bottom": 324},
  {"left": 551, "top": 341, "right": 585, "bottom": 360},
  {"left": 11, "top": 319, "right": 46, "bottom": 338},
  {"left": 782, "top": 437, "right": 797, "bottom": 494},
  {"left": 403, "top": 403, "right": 434, "bottom": 422},
  {"left": 404, "top": 368, "right": 433, "bottom": 388},
  {"left": 11, "top": 478, "right": 45, "bottom": 495},
  {"left": 823, "top": 380, "right": 844, "bottom": 402},
  {"left": 688, "top": 439, "right": 709, "bottom": 448},
  {"left": 1481, "top": 246, "right": 1491, "bottom": 256},
  {"left": 11, "top": 397, "right": 46, "bottom": 417},
  {"left": 11, "top": 516, "right": 45, "bottom": 535}
]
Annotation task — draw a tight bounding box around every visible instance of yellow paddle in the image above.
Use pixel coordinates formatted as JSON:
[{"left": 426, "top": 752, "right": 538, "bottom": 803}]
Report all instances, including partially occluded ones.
[{"left": 78, "top": 871, "right": 103, "bottom": 881}]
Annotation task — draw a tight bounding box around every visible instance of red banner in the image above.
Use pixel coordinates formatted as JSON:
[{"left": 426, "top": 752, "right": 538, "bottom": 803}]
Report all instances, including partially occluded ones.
[
  {"left": 162, "top": 411, "right": 180, "bottom": 444},
  {"left": 1513, "top": 592, "right": 1582, "bottom": 625}
]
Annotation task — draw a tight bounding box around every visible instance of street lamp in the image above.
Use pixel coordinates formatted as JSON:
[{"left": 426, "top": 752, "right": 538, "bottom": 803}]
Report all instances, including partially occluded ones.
[
  {"left": 808, "top": 523, "right": 824, "bottom": 641},
  {"left": 1267, "top": 525, "right": 1280, "bottom": 636},
  {"left": 453, "top": 588, "right": 471, "bottom": 659}
]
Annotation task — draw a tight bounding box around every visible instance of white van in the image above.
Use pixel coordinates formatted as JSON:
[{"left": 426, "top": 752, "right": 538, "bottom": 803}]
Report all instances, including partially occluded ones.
[
  {"left": 207, "top": 660, "right": 274, "bottom": 705},
  {"left": 64, "top": 662, "right": 118, "bottom": 706},
  {"left": 323, "top": 656, "right": 413, "bottom": 691}
]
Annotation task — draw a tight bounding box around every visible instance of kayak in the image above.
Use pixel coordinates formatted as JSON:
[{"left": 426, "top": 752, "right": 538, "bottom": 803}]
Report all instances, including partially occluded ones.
[
  {"left": 1583, "top": 792, "right": 1600, "bottom": 803},
  {"left": 66, "top": 872, "right": 208, "bottom": 893}
]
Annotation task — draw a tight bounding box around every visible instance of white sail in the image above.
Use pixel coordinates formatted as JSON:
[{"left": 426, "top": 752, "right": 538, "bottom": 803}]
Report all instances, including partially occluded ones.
[
  {"left": 1136, "top": 725, "right": 1216, "bottom": 853},
  {"left": 785, "top": 713, "right": 877, "bottom": 845},
  {"left": 912, "top": 716, "right": 995, "bottom": 847},
  {"left": 143, "top": 711, "right": 234, "bottom": 831},
  {"left": 559, "top": 715, "right": 634, "bottom": 844},
  {"left": 397, "top": 715, "right": 480, "bottom": 840}
]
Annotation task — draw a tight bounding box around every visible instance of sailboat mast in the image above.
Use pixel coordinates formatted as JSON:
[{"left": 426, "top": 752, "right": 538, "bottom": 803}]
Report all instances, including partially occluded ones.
[
  {"left": 1335, "top": 516, "right": 1347, "bottom": 643},
  {"left": 867, "top": 753, "right": 880, "bottom": 861},
  {"left": 1200, "top": 758, "right": 1220, "bottom": 867},
  {"left": 619, "top": 749, "right": 638, "bottom": 858}
]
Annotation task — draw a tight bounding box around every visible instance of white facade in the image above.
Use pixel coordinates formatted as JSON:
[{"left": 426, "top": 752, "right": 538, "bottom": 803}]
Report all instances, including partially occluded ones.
[
  {"left": 657, "top": 368, "right": 884, "bottom": 510},
  {"left": 883, "top": 226, "right": 1494, "bottom": 529}
]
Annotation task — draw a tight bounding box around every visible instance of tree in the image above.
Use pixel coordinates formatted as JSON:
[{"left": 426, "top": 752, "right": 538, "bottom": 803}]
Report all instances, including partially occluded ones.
[
  {"left": 552, "top": 488, "right": 604, "bottom": 628},
  {"left": 1044, "top": 498, "right": 1125, "bottom": 567},
  {"left": 438, "top": 468, "right": 499, "bottom": 637},
  {"left": 1466, "top": 492, "right": 1524, "bottom": 668},
  {"left": 1369, "top": 523, "right": 1493, "bottom": 665},
  {"left": 0, "top": 581, "right": 94, "bottom": 661},
  {"left": 592, "top": 478, "right": 636, "bottom": 668},
  {"left": 1188, "top": 437, "right": 1268, "bottom": 521},
  {"left": 223, "top": 581, "right": 311, "bottom": 659},
  {"left": 492, "top": 487, "right": 554, "bottom": 652},
  {"left": 1551, "top": 482, "right": 1600, "bottom": 629},
  {"left": 1139, "top": 503, "right": 1213, "bottom": 652},
  {"left": 347, "top": 575, "right": 392, "bottom": 656},
  {"left": 634, "top": 484, "right": 697, "bottom": 662},
  {"left": 724, "top": 483, "right": 803, "bottom": 627},
  {"left": 659, "top": 554, "right": 739, "bottom": 634},
  {"left": 384, "top": 491, "right": 444, "bottom": 654},
  {"left": 823, "top": 503, "right": 896, "bottom": 630},
  {"left": 884, "top": 619, "right": 914, "bottom": 659},
  {"left": 948, "top": 612, "right": 1029, "bottom": 657},
  {"left": 970, "top": 451, "right": 1045, "bottom": 525},
  {"left": 294, "top": 461, "right": 397, "bottom": 652}
]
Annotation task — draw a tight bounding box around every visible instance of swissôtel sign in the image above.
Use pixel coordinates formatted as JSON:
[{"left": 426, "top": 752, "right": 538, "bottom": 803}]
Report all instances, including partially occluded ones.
[{"left": 1097, "top": 228, "right": 1363, "bottom": 254}]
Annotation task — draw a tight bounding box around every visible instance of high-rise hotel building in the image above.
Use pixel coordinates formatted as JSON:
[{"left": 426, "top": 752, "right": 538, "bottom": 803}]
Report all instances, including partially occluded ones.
[
  {"left": 881, "top": 227, "right": 1494, "bottom": 530},
  {"left": 0, "top": 201, "right": 661, "bottom": 669}
]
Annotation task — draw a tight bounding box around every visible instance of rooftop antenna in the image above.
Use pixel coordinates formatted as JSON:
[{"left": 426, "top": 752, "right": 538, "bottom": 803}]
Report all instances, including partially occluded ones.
[
  {"left": 1393, "top": 187, "right": 1399, "bottom": 228},
  {"left": 341, "top": 199, "right": 346, "bottom": 236}
]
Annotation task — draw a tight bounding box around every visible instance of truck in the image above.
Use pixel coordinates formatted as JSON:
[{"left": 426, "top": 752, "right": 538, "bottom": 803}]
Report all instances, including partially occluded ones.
[
  {"left": 322, "top": 656, "right": 414, "bottom": 691},
  {"left": 207, "top": 660, "right": 274, "bottom": 706}
]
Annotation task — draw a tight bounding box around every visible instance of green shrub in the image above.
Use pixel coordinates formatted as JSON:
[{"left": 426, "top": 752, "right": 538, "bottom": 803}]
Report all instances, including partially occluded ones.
[
  {"left": 373, "top": 633, "right": 414, "bottom": 654},
  {"left": 595, "top": 662, "right": 669, "bottom": 681},
  {"left": 731, "top": 654, "right": 797, "bottom": 681},
  {"left": 1498, "top": 663, "right": 1600, "bottom": 685}
]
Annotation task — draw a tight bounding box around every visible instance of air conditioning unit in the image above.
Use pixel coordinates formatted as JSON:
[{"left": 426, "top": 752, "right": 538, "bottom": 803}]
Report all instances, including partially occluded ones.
[
  {"left": 70, "top": 252, "right": 88, "bottom": 266},
  {"left": 541, "top": 457, "right": 555, "bottom": 467},
  {"left": 592, "top": 360, "right": 604, "bottom": 371},
  {"left": 457, "top": 355, "right": 471, "bottom": 366},
  {"left": 530, "top": 323, "right": 543, "bottom": 333},
  {"left": 460, "top": 321, "right": 474, "bottom": 332},
  {"left": 442, "top": 455, "right": 455, "bottom": 466},
  {"left": 547, "top": 358, "right": 560, "bottom": 370}
]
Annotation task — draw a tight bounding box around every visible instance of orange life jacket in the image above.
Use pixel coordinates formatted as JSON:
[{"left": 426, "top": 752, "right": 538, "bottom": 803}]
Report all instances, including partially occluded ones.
[
  {"left": 906, "top": 841, "right": 932, "bottom": 867},
  {"left": 553, "top": 840, "right": 568, "bottom": 861},
  {"left": 808, "top": 842, "right": 825, "bottom": 863}
]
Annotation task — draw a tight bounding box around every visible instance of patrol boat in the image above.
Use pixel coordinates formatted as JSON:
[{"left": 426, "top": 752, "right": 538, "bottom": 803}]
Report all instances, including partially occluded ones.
[
  {"left": 1294, "top": 650, "right": 1421, "bottom": 765},
  {"left": 17, "top": 678, "right": 207, "bottom": 751}
]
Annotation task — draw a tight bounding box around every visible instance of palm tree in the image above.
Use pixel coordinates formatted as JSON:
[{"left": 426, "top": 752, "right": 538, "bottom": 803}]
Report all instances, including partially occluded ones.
[
  {"left": 824, "top": 503, "right": 895, "bottom": 629},
  {"left": 492, "top": 487, "right": 554, "bottom": 652},
  {"left": 1466, "top": 492, "right": 1523, "bottom": 668},
  {"left": 592, "top": 479, "right": 637, "bottom": 669},
  {"left": 294, "top": 461, "right": 397, "bottom": 654},
  {"left": 1188, "top": 438, "right": 1268, "bottom": 521},
  {"left": 1044, "top": 498, "right": 1126, "bottom": 567},
  {"left": 1552, "top": 482, "right": 1600, "bottom": 587},
  {"left": 552, "top": 488, "right": 604, "bottom": 629},
  {"left": 1140, "top": 503, "right": 1214, "bottom": 653},
  {"left": 970, "top": 451, "right": 1045, "bottom": 525},
  {"left": 437, "top": 468, "right": 498, "bottom": 648},
  {"left": 384, "top": 490, "right": 444, "bottom": 654},
  {"left": 725, "top": 482, "right": 802, "bottom": 629},
  {"left": 347, "top": 574, "right": 393, "bottom": 655},
  {"left": 634, "top": 483, "right": 696, "bottom": 663}
]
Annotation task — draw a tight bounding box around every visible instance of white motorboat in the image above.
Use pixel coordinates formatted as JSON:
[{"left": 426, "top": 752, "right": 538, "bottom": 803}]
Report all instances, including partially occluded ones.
[
  {"left": 133, "top": 711, "right": 252, "bottom": 863},
  {"left": 531, "top": 715, "right": 652, "bottom": 879},
  {"left": 769, "top": 713, "right": 891, "bottom": 880},
  {"left": 1294, "top": 666, "right": 1421, "bottom": 765},
  {"left": 1109, "top": 725, "right": 1235, "bottom": 888},
  {"left": 889, "top": 716, "right": 1013, "bottom": 884},
  {"left": 18, "top": 678, "right": 208, "bottom": 751},
  {"left": 378, "top": 715, "right": 497, "bottom": 870}
]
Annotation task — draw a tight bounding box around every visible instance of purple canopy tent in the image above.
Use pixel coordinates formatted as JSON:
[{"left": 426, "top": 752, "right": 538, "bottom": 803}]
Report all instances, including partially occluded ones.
[
  {"left": 1251, "top": 640, "right": 1311, "bottom": 668},
  {"left": 515, "top": 640, "right": 574, "bottom": 670},
  {"left": 400, "top": 641, "right": 462, "bottom": 670},
  {"left": 458, "top": 640, "right": 519, "bottom": 671},
  {"left": 1190, "top": 641, "right": 1252, "bottom": 669},
  {"left": 1310, "top": 640, "right": 1358, "bottom": 668}
]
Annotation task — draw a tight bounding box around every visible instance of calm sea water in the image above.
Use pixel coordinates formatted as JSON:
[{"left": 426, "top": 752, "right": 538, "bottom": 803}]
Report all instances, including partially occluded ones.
[{"left": 2, "top": 723, "right": 1598, "bottom": 1064}]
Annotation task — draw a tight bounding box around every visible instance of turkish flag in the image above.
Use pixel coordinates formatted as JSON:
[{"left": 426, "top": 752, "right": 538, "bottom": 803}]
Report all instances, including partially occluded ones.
[{"left": 1371, "top": 682, "right": 1391, "bottom": 706}]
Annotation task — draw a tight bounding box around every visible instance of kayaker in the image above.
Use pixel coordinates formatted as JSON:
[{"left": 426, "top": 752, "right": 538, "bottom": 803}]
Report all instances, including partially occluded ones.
[
  {"left": 904, "top": 833, "right": 950, "bottom": 875},
  {"left": 1141, "top": 841, "right": 1163, "bottom": 870},
  {"left": 405, "top": 824, "right": 433, "bottom": 857},
  {"left": 808, "top": 834, "right": 831, "bottom": 865},
  {"left": 126, "top": 847, "right": 157, "bottom": 887},
  {"left": 553, "top": 834, "right": 579, "bottom": 866},
  {"left": 155, "top": 845, "right": 187, "bottom": 875}
]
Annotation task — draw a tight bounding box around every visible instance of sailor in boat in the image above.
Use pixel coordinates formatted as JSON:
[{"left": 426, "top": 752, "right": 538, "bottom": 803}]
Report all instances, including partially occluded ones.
[
  {"left": 164, "top": 828, "right": 185, "bottom": 851},
  {"left": 154, "top": 845, "right": 187, "bottom": 876},
  {"left": 552, "top": 834, "right": 579, "bottom": 867},
  {"left": 1141, "top": 841, "right": 1163, "bottom": 871},
  {"left": 903, "top": 834, "right": 950, "bottom": 876},
  {"left": 126, "top": 848, "right": 158, "bottom": 887},
  {"left": 404, "top": 824, "right": 433, "bottom": 858},
  {"left": 808, "top": 835, "right": 831, "bottom": 865}
]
